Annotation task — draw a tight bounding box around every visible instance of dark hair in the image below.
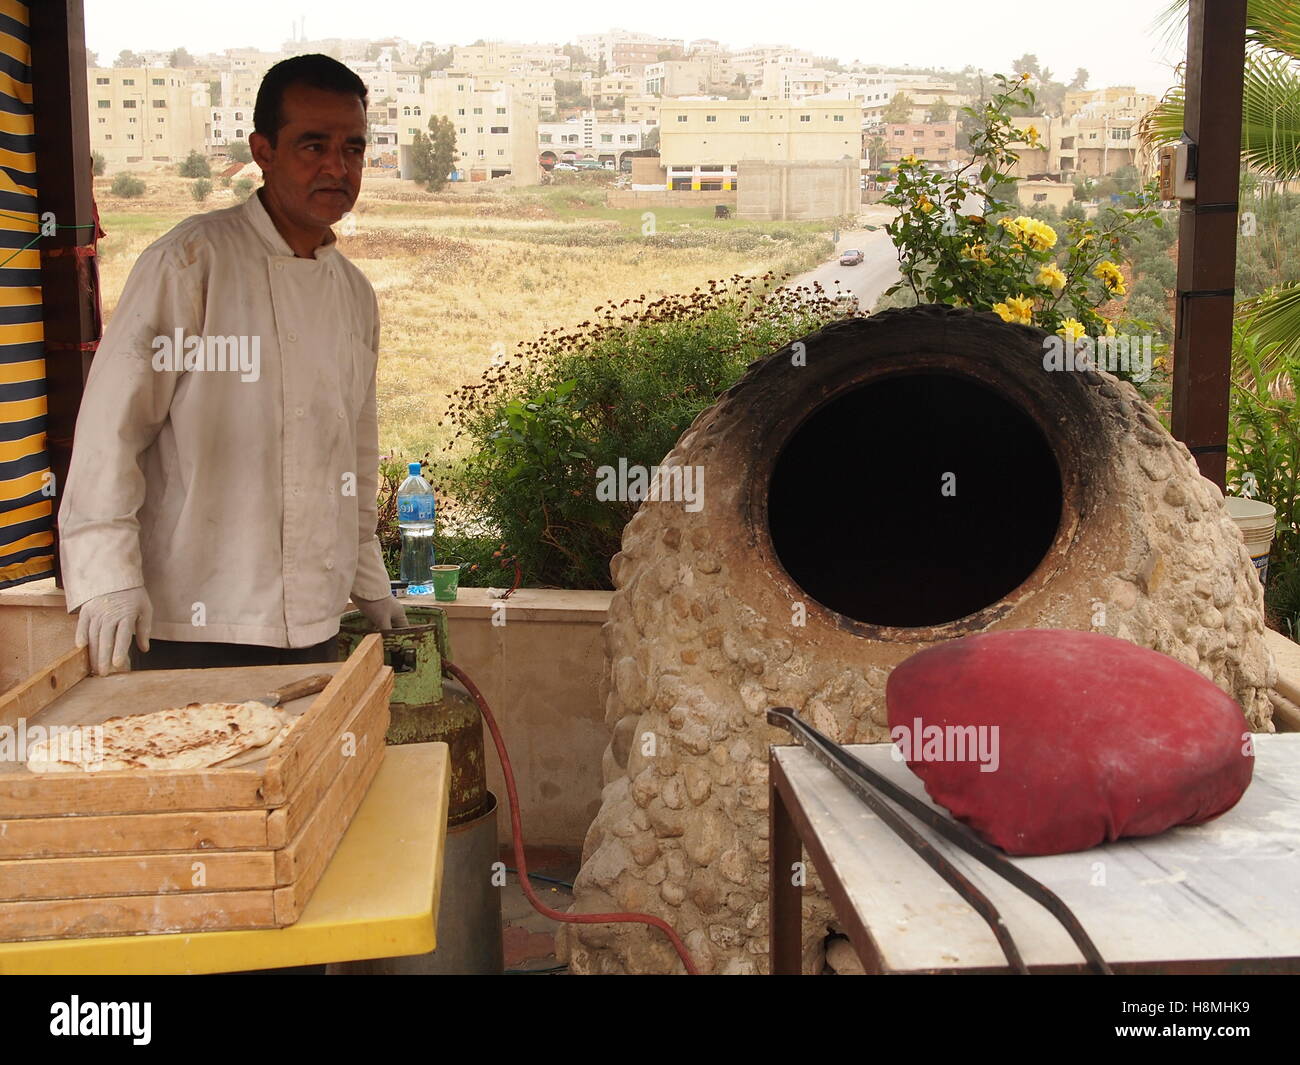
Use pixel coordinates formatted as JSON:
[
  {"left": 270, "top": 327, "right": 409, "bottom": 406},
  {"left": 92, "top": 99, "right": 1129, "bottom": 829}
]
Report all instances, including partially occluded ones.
[{"left": 253, "top": 54, "right": 368, "bottom": 145}]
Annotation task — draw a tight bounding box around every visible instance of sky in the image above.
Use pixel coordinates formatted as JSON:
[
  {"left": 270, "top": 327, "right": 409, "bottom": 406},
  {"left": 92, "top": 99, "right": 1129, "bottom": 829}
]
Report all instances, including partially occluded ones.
[{"left": 85, "top": 0, "right": 1185, "bottom": 95}]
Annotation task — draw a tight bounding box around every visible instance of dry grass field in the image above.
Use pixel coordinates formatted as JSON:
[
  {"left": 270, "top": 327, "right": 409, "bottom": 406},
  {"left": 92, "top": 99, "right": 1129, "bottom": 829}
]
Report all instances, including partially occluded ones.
[{"left": 94, "top": 169, "right": 835, "bottom": 459}]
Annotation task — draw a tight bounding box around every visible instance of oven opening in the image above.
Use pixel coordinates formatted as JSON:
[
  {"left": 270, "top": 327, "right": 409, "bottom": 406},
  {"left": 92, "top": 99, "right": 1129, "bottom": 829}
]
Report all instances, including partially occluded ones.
[{"left": 767, "top": 372, "right": 1063, "bottom": 627}]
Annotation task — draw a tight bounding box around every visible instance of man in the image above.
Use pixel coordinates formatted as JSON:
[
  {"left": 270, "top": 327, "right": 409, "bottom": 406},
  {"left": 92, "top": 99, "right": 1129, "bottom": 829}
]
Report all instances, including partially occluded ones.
[{"left": 59, "top": 55, "right": 407, "bottom": 676}]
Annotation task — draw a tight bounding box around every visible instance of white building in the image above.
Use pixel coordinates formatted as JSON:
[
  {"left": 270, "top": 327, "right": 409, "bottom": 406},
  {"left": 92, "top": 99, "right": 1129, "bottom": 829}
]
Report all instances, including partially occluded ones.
[{"left": 538, "top": 110, "right": 643, "bottom": 168}]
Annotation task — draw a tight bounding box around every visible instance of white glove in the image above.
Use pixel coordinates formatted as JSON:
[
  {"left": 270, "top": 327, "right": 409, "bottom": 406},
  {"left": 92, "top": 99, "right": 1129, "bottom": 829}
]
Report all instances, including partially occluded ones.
[
  {"left": 76, "top": 587, "right": 153, "bottom": 676},
  {"left": 354, "top": 594, "right": 408, "bottom": 631}
]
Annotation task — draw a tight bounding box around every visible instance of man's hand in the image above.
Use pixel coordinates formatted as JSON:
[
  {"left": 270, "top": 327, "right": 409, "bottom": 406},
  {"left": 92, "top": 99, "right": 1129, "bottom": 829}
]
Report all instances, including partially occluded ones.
[
  {"left": 76, "top": 587, "right": 153, "bottom": 675},
  {"left": 354, "top": 594, "right": 408, "bottom": 631}
]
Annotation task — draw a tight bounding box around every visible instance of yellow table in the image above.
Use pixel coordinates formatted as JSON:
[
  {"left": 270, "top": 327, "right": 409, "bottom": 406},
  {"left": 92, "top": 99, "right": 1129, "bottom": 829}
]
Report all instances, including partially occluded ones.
[{"left": 0, "top": 742, "right": 451, "bottom": 975}]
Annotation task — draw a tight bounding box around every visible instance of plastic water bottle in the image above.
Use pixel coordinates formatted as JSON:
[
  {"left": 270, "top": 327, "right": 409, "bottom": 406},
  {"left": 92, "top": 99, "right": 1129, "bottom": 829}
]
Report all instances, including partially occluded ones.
[{"left": 397, "top": 462, "right": 435, "bottom": 595}]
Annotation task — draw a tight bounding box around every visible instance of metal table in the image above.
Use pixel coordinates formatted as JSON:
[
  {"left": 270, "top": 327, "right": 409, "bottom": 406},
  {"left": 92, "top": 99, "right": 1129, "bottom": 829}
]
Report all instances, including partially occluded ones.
[
  {"left": 769, "top": 733, "right": 1300, "bottom": 974},
  {"left": 0, "top": 742, "right": 450, "bottom": 974}
]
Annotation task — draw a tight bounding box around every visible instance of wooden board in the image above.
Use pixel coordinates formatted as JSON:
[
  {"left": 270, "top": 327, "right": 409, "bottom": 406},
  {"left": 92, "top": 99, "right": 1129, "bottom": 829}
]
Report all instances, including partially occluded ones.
[
  {"left": 0, "top": 635, "right": 385, "bottom": 818},
  {"left": 262, "top": 636, "right": 383, "bottom": 805},
  {"left": 273, "top": 746, "right": 386, "bottom": 925},
  {"left": 0, "top": 889, "right": 278, "bottom": 942},
  {"left": 0, "top": 850, "right": 277, "bottom": 901},
  {"left": 0, "top": 808, "right": 271, "bottom": 861},
  {"left": 0, "top": 646, "right": 89, "bottom": 730},
  {"left": 274, "top": 689, "right": 389, "bottom": 885},
  {"left": 268, "top": 666, "right": 393, "bottom": 848}
]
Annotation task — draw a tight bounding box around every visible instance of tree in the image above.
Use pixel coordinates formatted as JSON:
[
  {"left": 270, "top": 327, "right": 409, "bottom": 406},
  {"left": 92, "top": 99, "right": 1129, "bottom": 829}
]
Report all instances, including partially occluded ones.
[
  {"left": 866, "top": 135, "right": 885, "bottom": 170},
  {"left": 1069, "top": 67, "right": 1090, "bottom": 91},
  {"left": 114, "top": 49, "right": 144, "bottom": 68},
  {"left": 208, "top": 79, "right": 221, "bottom": 107},
  {"left": 92, "top": 151, "right": 106, "bottom": 176},
  {"left": 410, "top": 114, "right": 458, "bottom": 191},
  {"left": 178, "top": 150, "right": 210, "bottom": 178},
  {"left": 928, "top": 99, "right": 952, "bottom": 123},
  {"left": 86, "top": 49, "right": 98, "bottom": 68},
  {"left": 643, "top": 125, "right": 660, "bottom": 151},
  {"left": 110, "top": 172, "right": 145, "bottom": 198},
  {"left": 1010, "top": 54, "right": 1041, "bottom": 79},
  {"left": 231, "top": 177, "right": 254, "bottom": 202},
  {"left": 228, "top": 140, "right": 251, "bottom": 163},
  {"left": 168, "top": 47, "right": 193, "bottom": 68},
  {"left": 882, "top": 92, "right": 913, "bottom": 123},
  {"left": 191, "top": 178, "right": 212, "bottom": 203}
]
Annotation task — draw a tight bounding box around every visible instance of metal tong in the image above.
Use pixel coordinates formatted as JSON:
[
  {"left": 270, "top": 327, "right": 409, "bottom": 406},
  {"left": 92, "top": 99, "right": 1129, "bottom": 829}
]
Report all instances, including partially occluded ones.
[{"left": 766, "top": 707, "right": 1112, "bottom": 975}]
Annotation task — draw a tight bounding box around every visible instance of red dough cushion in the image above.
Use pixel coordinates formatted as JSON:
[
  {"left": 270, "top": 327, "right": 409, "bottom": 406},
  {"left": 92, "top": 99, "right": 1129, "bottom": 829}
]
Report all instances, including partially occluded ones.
[{"left": 884, "top": 629, "right": 1255, "bottom": 856}]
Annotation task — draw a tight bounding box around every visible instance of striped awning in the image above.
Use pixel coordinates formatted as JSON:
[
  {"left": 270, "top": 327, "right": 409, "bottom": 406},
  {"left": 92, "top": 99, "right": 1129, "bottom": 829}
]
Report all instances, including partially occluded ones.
[{"left": 0, "top": 1, "right": 49, "bottom": 589}]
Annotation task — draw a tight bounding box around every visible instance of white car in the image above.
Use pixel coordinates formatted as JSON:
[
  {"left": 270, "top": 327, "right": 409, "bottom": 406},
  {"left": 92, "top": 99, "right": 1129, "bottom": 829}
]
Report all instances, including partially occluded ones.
[{"left": 552, "top": 163, "right": 577, "bottom": 171}]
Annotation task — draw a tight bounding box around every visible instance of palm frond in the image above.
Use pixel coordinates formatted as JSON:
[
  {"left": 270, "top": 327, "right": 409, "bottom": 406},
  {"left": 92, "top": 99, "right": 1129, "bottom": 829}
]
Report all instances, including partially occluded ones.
[
  {"left": 1158, "top": 0, "right": 1300, "bottom": 57},
  {"left": 1139, "top": 53, "right": 1300, "bottom": 180},
  {"left": 1240, "top": 283, "right": 1300, "bottom": 364},
  {"left": 1241, "top": 52, "right": 1300, "bottom": 177}
]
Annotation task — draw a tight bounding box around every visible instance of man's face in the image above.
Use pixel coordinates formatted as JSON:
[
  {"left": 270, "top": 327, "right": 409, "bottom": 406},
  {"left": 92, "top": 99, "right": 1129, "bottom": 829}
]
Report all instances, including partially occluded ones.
[{"left": 251, "top": 83, "right": 366, "bottom": 229}]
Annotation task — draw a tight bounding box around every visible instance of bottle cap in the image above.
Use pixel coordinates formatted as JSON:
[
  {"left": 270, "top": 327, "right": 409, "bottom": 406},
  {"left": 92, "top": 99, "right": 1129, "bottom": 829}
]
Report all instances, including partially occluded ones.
[{"left": 408, "top": 462, "right": 421, "bottom": 476}]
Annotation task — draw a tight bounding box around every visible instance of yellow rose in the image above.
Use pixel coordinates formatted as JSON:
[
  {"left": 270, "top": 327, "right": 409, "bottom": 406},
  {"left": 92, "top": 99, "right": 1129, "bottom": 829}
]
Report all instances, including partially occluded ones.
[
  {"left": 916, "top": 193, "right": 936, "bottom": 213},
  {"left": 1025, "top": 124, "right": 1040, "bottom": 144},
  {"left": 993, "top": 294, "right": 1033, "bottom": 325},
  {"left": 1093, "top": 260, "right": 1126, "bottom": 295},
  {"left": 1036, "top": 263, "right": 1066, "bottom": 292},
  {"left": 962, "top": 242, "right": 992, "bottom": 263},
  {"left": 1056, "top": 317, "right": 1087, "bottom": 341},
  {"left": 1000, "top": 215, "right": 1057, "bottom": 251},
  {"left": 901, "top": 153, "right": 919, "bottom": 165}
]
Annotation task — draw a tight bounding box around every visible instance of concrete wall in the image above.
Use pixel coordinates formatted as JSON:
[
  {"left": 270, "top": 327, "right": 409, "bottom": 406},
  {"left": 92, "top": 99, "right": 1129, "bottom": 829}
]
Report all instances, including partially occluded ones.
[
  {"left": 737, "top": 159, "right": 857, "bottom": 220},
  {"left": 0, "top": 581, "right": 612, "bottom": 848}
]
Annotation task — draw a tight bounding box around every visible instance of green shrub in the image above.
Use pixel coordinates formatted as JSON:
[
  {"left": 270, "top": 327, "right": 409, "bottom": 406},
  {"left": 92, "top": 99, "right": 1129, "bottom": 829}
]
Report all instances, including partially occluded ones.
[
  {"left": 191, "top": 178, "right": 212, "bottom": 203},
  {"left": 110, "top": 172, "right": 145, "bottom": 198},
  {"left": 1227, "top": 321, "right": 1300, "bottom": 620},
  {"left": 178, "top": 150, "right": 210, "bottom": 178},
  {"left": 231, "top": 176, "right": 255, "bottom": 202},
  {"left": 228, "top": 140, "right": 251, "bottom": 163},
  {"left": 92, "top": 151, "right": 106, "bottom": 177},
  {"left": 433, "top": 276, "right": 856, "bottom": 588},
  {"left": 1135, "top": 253, "right": 1176, "bottom": 289}
]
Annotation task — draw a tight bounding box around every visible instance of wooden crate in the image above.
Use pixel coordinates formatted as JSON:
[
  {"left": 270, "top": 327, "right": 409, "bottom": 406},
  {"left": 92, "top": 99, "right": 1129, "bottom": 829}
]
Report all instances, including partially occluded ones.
[{"left": 0, "top": 634, "right": 392, "bottom": 942}]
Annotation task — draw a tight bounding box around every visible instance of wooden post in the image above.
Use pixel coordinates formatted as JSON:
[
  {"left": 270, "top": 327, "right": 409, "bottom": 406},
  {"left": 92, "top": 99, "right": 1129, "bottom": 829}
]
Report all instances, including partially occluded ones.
[
  {"left": 1170, "top": 0, "right": 1247, "bottom": 490},
  {"left": 30, "top": 0, "right": 96, "bottom": 586}
]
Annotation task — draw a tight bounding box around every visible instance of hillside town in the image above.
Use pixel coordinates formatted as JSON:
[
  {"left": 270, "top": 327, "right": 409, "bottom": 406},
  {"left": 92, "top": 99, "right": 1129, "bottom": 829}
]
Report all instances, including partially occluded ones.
[{"left": 88, "top": 26, "right": 1158, "bottom": 218}]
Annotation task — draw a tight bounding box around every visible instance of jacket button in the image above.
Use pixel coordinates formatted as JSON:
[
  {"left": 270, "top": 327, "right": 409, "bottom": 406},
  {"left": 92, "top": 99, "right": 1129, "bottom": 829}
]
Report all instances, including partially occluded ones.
[
  {"left": 325, "top": 559, "right": 335, "bottom": 570},
  {"left": 275, "top": 263, "right": 284, "bottom": 271},
  {"left": 295, "top": 407, "right": 304, "bottom": 417},
  {"left": 287, "top": 331, "right": 297, "bottom": 342}
]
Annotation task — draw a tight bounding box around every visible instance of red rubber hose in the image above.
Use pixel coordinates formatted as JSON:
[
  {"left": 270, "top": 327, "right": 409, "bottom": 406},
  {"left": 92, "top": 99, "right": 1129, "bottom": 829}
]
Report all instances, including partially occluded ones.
[{"left": 443, "top": 660, "right": 699, "bottom": 974}]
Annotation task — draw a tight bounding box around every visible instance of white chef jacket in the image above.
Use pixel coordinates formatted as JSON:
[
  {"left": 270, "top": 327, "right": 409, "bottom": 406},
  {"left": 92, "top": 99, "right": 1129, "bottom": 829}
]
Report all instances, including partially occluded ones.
[{"left": 58, "top": 190, "right": 392, "bottom": 647}]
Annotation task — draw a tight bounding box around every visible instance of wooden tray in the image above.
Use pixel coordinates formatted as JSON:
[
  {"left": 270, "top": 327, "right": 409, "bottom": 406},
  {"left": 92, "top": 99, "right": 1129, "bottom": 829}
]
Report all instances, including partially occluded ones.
[{"left": 0, "top": 635, "right": 394, "bottom": 941}]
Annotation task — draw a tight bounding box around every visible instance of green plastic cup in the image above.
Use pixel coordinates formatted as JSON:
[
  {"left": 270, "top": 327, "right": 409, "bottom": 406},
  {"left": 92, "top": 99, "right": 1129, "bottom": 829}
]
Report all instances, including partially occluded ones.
[{"left": 432, "top": 564, "right": 460, "bottom": 601}]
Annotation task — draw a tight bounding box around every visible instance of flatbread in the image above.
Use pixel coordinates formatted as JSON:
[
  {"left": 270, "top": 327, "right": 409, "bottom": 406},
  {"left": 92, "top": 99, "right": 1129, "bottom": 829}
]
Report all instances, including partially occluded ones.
[
  {"left": 208, "top": 711, "right": 305, "bottom": 769},
  {"left": 25, "top": 701, "right": 289, "bottom": 773}
]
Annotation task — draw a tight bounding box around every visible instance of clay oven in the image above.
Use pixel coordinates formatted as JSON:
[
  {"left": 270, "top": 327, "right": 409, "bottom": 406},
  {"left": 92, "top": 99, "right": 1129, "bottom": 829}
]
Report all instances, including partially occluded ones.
[{"left": 560, "top": 305, "right": 1277, "bottom": 975}]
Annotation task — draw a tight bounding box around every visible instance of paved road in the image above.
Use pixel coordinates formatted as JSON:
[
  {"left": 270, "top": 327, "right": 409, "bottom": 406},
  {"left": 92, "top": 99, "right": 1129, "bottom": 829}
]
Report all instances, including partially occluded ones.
[{"left": 784, "top": 206, "right": 901, "bottom": 313}]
